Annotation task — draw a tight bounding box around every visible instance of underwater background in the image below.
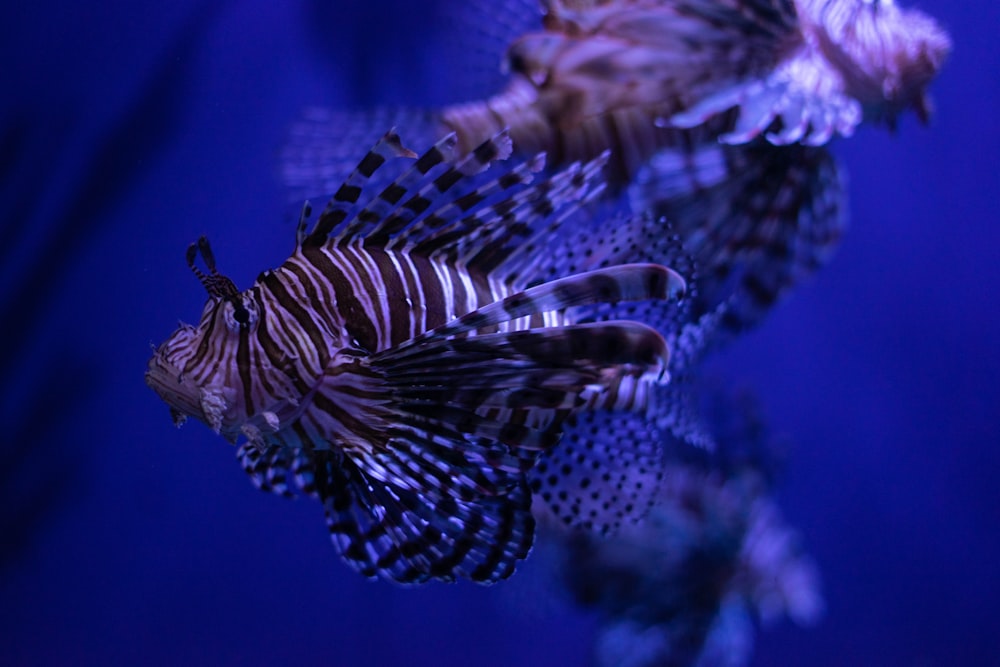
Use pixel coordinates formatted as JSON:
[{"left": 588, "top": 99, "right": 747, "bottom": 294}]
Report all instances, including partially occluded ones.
[{"left": 1, "top": 1, "right": 997, "bottom": 664}]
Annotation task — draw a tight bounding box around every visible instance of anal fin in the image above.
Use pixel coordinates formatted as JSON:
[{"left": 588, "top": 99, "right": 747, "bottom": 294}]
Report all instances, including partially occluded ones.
[{"left": 236, "top": 442, "right": 296, "bottom": 498}]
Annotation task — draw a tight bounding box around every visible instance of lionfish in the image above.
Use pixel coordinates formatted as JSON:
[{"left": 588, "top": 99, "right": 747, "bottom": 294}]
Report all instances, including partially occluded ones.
[
  {"left": 554, "top": 464, "right": 824, "bottom": 667},
  {"left": 282, "top": 0, "right": 949, "bottom": 329},
  {"left": 533, "top": 391, "right": 823, "bottom": 667},
  {"left": 440, "top": 0, "right": 951, "bottom": 166},
  {"left": 146, "top": 129, "right": 691, "bottom": 584}
]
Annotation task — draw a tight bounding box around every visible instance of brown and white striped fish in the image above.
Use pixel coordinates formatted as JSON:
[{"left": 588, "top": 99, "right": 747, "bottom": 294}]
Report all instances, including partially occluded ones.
[{"left": 146, "top": 129, "right": 689, "bottom": 584}]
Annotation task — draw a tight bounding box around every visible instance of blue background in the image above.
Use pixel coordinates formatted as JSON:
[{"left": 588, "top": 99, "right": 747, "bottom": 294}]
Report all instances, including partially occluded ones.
[{"left": 1, "top": 1, "right": 996, "bottom": 664}]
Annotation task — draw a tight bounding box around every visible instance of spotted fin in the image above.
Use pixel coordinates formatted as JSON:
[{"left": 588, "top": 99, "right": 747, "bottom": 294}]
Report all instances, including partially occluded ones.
[
  {"left": 530, "top": 407, "right": 664, "bottom": 535},
  {"left": 526, "top": 301, "right": 729, "bottom": 535},
  {"left": 629, "top": 139, "right": 844, "bottom": 331}
]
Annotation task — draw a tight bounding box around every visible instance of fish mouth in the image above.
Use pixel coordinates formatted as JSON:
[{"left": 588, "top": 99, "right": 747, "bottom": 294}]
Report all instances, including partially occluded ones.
[
  {"left": 145, "top": 351, "right": 207, "bottom": 427},
  {"left": 146, "top": 348, "right": 314, "bottom": 438}
]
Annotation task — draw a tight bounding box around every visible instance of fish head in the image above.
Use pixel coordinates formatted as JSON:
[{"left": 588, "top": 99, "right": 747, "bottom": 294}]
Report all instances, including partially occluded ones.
[
  {"left": 804, "top": 0, "right": 951, "bottom": 126},
  {"left": 145, "top": 287, "right": 267, "bottom": 438},
  {"left": 145, "top": 237, "right": 300, "bottom": 442}
]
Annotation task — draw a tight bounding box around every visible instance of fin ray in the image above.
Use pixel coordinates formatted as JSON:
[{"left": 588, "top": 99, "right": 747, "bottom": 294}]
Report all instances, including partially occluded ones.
[
  {"left": 383, "top": 264, "right": 686, "bottom": 359},
  {"left": 302, "top": 129, "right": 418, "bottom": 246},
  {"left": 313, "top": 452, "right": 534, "bottom": 583}
]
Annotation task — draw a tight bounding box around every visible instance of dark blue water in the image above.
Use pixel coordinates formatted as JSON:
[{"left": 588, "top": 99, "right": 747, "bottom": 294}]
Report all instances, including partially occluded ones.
[{"left": 1, "top": 2, "right": 996, "bottom": 665}]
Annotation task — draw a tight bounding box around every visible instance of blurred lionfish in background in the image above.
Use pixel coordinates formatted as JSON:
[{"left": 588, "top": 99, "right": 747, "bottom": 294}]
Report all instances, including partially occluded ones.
[
  {"left": 554, "top": 462, "right": 824, "bottom": 667},
  {"left": 147, "top": 129, "right": 698, "bottom": 584},
  {"left": 283, "top": 0, "right": 949, "bottom": 330},
  {"left": 530, "top": 391, "right": 825, "bottom": 667}
]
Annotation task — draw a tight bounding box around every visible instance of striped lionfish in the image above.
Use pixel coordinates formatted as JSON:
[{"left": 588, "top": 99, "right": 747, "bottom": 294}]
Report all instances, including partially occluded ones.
[
  {"left": 541, "top": 392, "right": 824, "bottom": 666},
  {"left": 146, "top": 129, "right": 690, "bottom": 584},
  {"left": 554, "top": 462, "right": 824, "bottom": 667},
  {"left": 281, "top": 0, "right": 948, "bottom": 330}
]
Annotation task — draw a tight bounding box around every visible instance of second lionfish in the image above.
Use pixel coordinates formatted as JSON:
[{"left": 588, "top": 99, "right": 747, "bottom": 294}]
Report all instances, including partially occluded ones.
[
  {"left": 146, "top": 129, "right": 691, "bottom": 584},
  {"left": 283, "top": 0, "right": 949, "bottom": 330}
]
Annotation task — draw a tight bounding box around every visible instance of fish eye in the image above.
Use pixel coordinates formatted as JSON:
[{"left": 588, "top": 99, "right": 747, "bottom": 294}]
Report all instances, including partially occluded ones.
[
  {"left": 233, "top": 305, "right": 250, "bottom": 325},
  {"left": 222, "top": 295, "right": 259, "bottom": 332}
]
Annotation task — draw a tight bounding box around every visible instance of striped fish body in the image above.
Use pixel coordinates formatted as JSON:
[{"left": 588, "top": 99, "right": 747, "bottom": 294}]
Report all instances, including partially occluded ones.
[
  {"left": 146, "top": 130, "right": 687, "bottom": 584},
  {"left": 148, "top": 244, "right": 648, "bottom": 452}
]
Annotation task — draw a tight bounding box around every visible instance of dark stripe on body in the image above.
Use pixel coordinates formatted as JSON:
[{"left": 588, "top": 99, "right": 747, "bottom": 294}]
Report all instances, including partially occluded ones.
[
  {"left": 184, "top": 302, "right": 221, "bottom": 372},
  {"left": 260, "top": 269, "right": 330, "bottom": 365}
]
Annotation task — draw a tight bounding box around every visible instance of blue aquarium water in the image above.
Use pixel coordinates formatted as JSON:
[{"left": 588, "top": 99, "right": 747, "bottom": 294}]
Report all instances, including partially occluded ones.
[{"left": 0, "top": 1, "right": 997, "bottom": 665}]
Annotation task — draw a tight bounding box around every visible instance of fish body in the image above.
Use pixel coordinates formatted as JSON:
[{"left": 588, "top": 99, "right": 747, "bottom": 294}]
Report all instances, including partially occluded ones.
[
  {"left": 438, "top": 0, "right": 800, "bottom": 180},
  {"left": 147, "top": 130, "right": 688, "bottom": 584}
]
